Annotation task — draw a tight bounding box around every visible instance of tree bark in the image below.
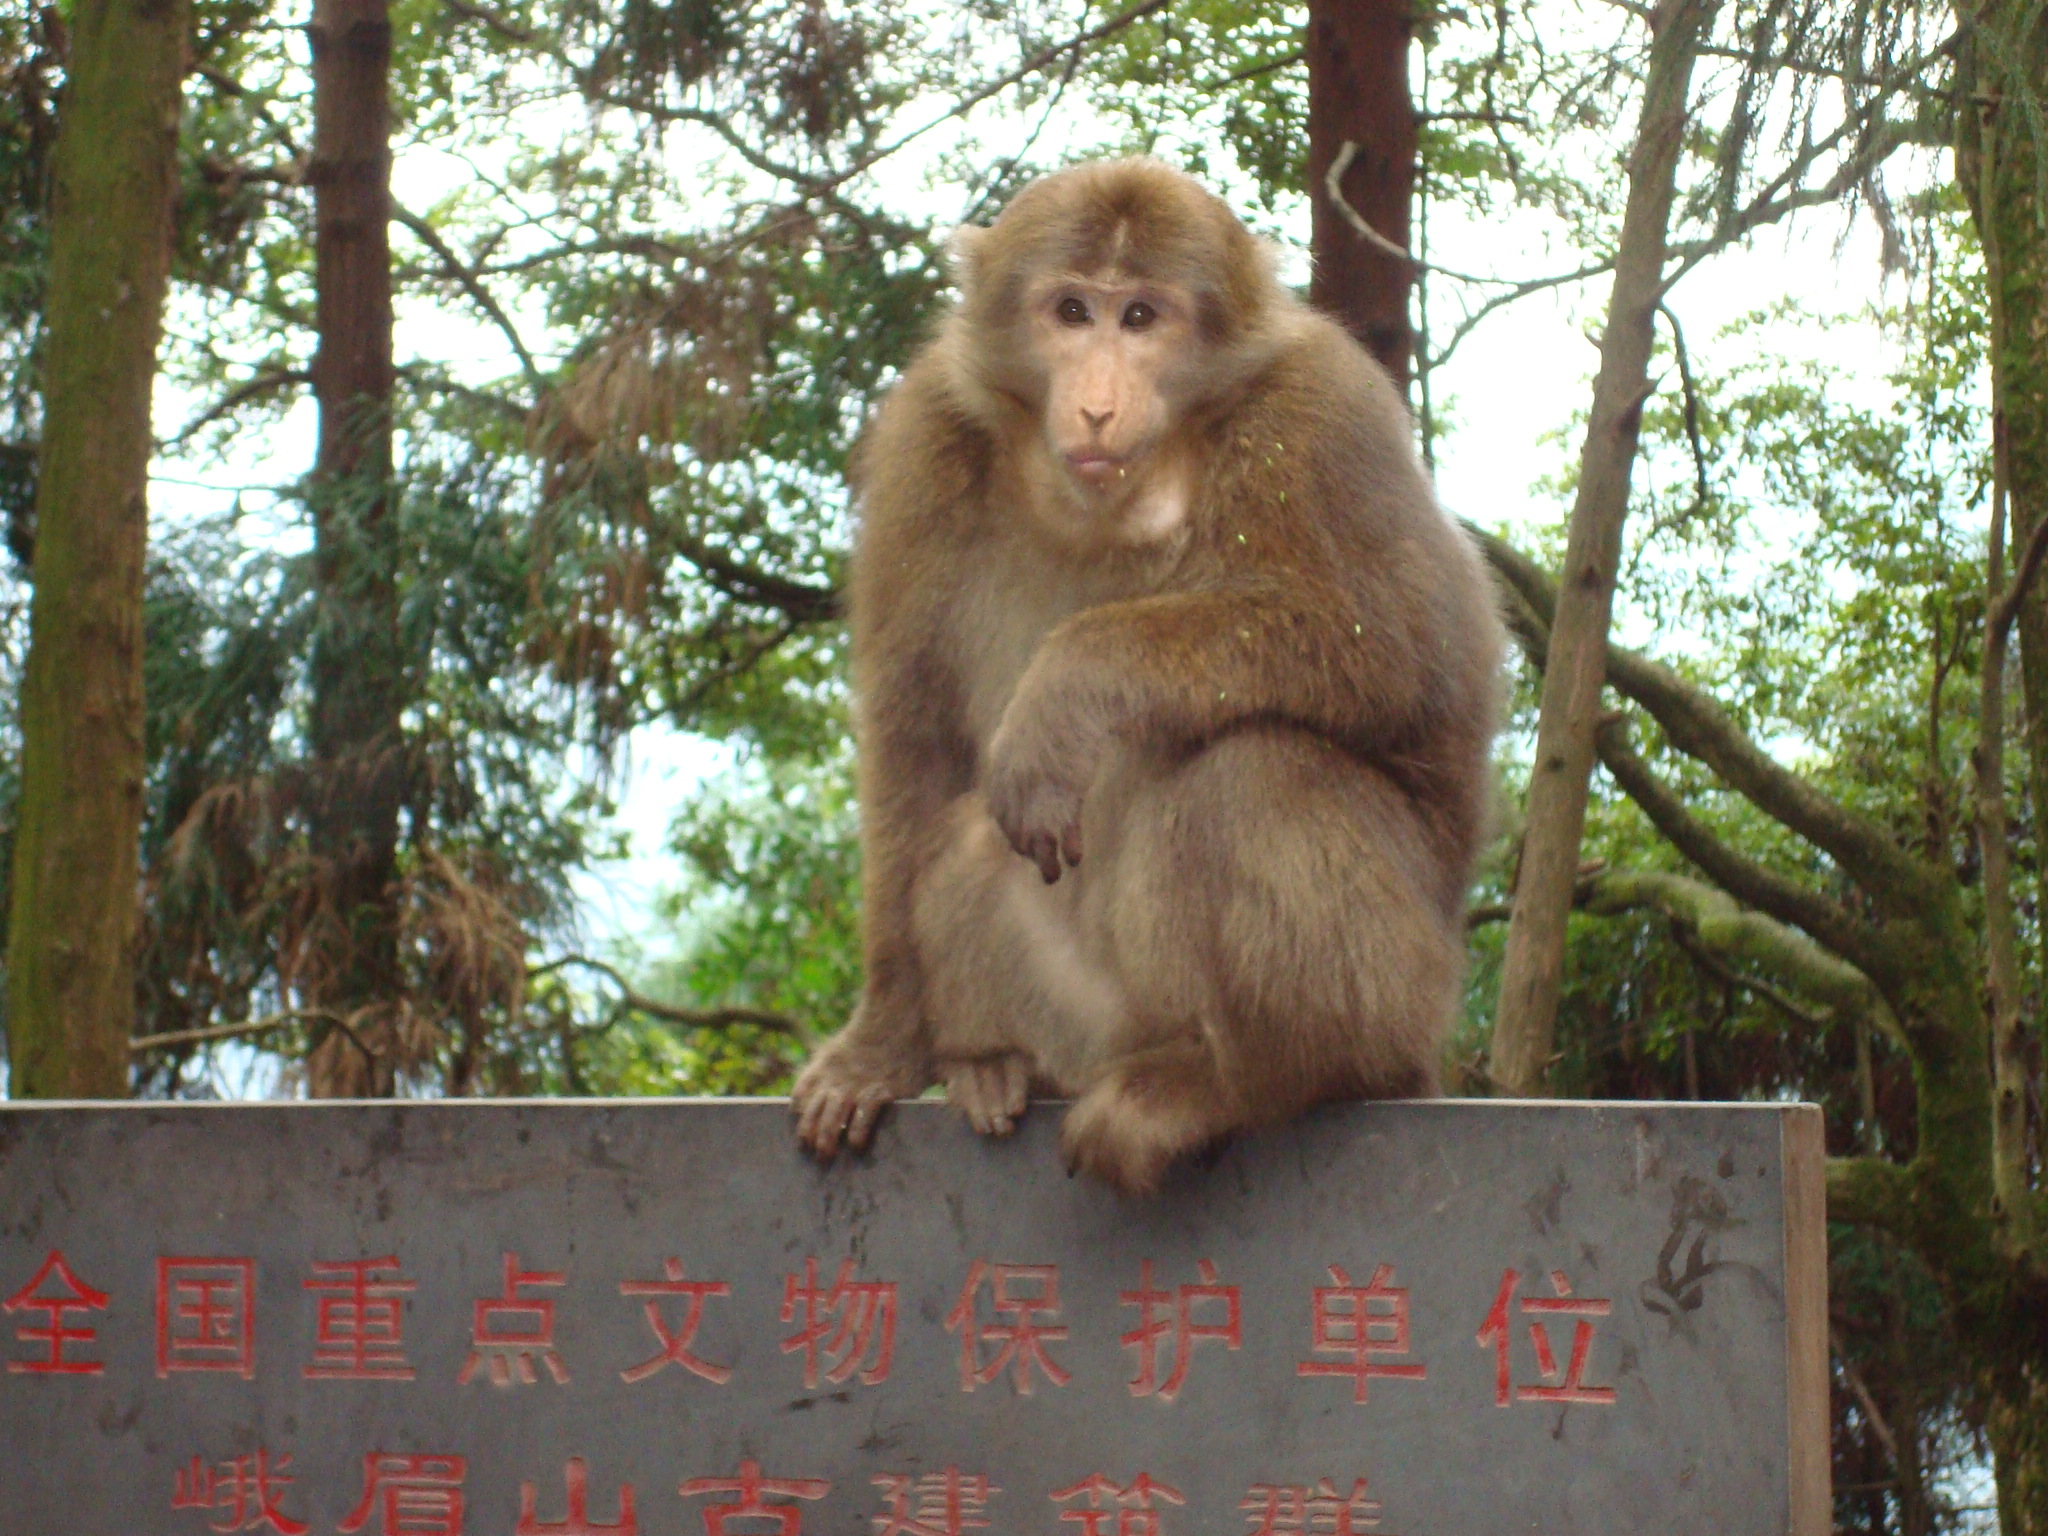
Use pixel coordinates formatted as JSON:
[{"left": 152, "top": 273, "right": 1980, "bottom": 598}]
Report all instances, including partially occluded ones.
[
  {"left": 4, "top": 0, "right": 187, "bottom": 1097},
  {"left": 1306, "top": 0, "right": 1416, "bottom": 390},
  {"left": 1990, "top": 1370, "right": 2048, "bottom": 1536},
  {"left": 1487, "top": 0, "right": 1721, "bottom": 1097},
  {"left": 304, "top": 0, "right": 402, "bottom": 1098},
  {"left": 1954, "top": 0, "right": 2048, "bottom": 1269}
]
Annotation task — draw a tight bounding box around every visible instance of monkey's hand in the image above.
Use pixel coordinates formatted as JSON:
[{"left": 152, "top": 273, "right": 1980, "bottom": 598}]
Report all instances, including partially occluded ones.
[
  {"left": 792, "top": 1027, "right": 931, "bottom": 1159},
  {"left": 939, "top": 1052, "right": 1032, "bottom": 1137},
  {"left": 984, "top": 697, "right": 1101, "bottom": 884}
]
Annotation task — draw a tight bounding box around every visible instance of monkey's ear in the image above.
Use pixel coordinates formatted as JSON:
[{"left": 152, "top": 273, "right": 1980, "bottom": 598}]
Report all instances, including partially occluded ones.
[{"left": 946, "top": 224, "right": 989, "bottom": 295}]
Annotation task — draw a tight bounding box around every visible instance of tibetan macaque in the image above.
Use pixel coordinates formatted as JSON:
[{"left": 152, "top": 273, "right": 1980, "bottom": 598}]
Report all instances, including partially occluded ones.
[{"left": 792, "top": 157, "right": 1503, "bottom": 1194}]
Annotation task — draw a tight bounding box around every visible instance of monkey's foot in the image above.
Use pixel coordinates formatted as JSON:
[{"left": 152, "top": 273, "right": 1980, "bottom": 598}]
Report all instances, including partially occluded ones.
[
  {"left": 792, "top": 1036, "right": 925, "bottom": 1159},
  {"left": 1059, "top": 1050, "right": 1233, "bottom": 1196},
  {"left": 939, "top": 1052, "right": 1031, "bottom": 1137}
]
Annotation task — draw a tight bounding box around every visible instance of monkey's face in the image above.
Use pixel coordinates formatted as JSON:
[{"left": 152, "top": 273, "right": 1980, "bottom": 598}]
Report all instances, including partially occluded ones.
[{"left": 1025, "top": 272, "right": 1200, "bottom": 498}]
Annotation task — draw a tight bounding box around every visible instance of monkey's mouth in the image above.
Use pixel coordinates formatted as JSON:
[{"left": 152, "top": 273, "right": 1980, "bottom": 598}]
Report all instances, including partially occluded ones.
[{"left": 1063, "top": 451, "right": 1129, "bottom": 482}]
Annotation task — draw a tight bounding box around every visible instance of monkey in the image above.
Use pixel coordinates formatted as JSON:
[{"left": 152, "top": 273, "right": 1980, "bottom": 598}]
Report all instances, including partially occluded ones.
[{"left": 791, "top": 157, "right": 1504, "bottom": 1195}]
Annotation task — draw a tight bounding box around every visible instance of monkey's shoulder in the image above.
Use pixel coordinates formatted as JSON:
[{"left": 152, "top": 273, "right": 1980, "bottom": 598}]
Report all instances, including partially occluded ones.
[{"left": 849, "top": 351, "right": 1005, "bottom": 551}]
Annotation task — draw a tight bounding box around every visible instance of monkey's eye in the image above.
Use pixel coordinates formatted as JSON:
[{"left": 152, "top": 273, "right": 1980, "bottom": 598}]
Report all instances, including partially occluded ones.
[
  {"left": 1056, "top": 296, "right": 1091, "bottom": 325},
  {"left": 1121, "top": 300, "right": 1157, "bottom": 330}
]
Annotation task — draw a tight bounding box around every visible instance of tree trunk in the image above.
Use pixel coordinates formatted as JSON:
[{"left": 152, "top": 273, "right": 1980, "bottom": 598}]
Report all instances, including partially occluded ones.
[
  {"left": 1989, "top": 1367, "right": 2048, "bottom": 1536},
  {"left": 1306, "top": 0, "right": 1416, "bottom": 391},
  {"left": 304, "top": 0, "right": 402, "bottom": 1098},
  {"left": 4, "top": 0, "right": 187, "bottom": 1097},
  {"left": 1955, "top": 1, "right": 2048, "bottom": 1207},
  {"left": 1488, "top": 0, "right": 1721, "bottom": 1096}
]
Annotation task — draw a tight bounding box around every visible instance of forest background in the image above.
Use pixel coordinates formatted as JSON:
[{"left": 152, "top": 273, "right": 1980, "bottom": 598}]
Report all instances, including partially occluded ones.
[{"left": 2, "top": 0, "right": 2046, "bottom": 1529}]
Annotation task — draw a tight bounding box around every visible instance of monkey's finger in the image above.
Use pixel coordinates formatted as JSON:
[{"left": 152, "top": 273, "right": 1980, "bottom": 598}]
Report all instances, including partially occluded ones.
[
  {"left": 1001, "top": 1054, "right": 1029, "bottom": 1118},
  {"left": 1032, "top": 835, "right": 1063, "bottom": 884},
  {"left": 963, "top": 1067, "right": 1000, "bottom": 1135},
  {"left": 802, "top": 1090, "right": 851, "bottom": 1158},
  {"left": 980, "top": 1062, "right": 1015, "bottom": 1135},
  {"left": 844, "top": 1088, "right": 890, "bottom": 1150},
  {"left": 1060, "top": 822, "right": 1083, "bottom": 869}
]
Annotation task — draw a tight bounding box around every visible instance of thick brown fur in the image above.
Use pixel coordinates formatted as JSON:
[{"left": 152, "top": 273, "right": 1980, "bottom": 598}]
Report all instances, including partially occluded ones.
[{"left": 792, "top": 158, "right": 1504, "bottom": 1194}]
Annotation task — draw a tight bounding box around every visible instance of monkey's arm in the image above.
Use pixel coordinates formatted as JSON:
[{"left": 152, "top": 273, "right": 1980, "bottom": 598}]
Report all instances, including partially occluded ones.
[
  {"left": 792, "top": 636, "right": 975, "bottom": 1155},
  {"left": 984, "top": 572, "right": 1476, "bottom": 881}
]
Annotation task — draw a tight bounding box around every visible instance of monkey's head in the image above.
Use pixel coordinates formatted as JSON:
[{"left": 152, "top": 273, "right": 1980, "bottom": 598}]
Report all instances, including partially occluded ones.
[{"left": 947, "top": 159, "right": 1281, "bottom": 506}]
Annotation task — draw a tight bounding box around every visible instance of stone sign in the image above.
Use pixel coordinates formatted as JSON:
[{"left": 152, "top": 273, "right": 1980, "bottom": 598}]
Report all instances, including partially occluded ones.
[{"left": 0, "top": 1099, "right": 1825, "bottom": 1535}]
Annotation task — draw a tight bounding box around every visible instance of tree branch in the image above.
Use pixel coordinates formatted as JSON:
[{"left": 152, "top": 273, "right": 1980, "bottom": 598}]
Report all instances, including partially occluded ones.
[
  {"left": 392, "top": 202, "right": 543, "bottom": 391},
  {"left": 529, "top": 954, "right": 803, "bottom": 1035},
  {"left": 1989, "top": 497, "right": 2048, "bottom": 649},
  {"left": 160, "top": 368, "right": 311, "bottom": 449},
  {"left": 1596, "top": 720, "right": 1886, "bottom": 977},
  {"left": 130, "top": 1009, "right": 341, "bottom": 1053},
  {"left": 671, "top": 532, "right": 841, "bottom": 624},
  {"left": 1582, "top": 867, "right": 1902, "bottom": 1050},
  {"left": 1471, "top": 525, "right": 1939, "bottom": 918}
]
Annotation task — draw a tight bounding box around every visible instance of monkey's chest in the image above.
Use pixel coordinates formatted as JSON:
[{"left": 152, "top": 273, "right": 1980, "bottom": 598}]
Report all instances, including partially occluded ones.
[{"left": 951, "top": 560, "right": 1127, "bottom": 757}]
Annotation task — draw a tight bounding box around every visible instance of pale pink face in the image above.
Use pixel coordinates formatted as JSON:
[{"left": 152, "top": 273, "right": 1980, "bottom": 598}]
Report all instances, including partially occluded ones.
[{"left": 1026, "top": 273, "right": 1199, "bottom": 492}]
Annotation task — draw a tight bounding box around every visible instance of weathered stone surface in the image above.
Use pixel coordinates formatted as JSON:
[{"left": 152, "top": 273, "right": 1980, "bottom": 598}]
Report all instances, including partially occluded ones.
[{"left": 0, "top": 1098, "right": 1824, "bottom": 1534}]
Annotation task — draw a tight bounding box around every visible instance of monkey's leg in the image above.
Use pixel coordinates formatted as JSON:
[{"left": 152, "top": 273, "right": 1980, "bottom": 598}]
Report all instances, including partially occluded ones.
[
  {"left": 1058, "top": 1037, "right": 1242, "bottom": 1196},
  {"left": 1068, "top": 726, "right": 1462, "bottom": 1192},
  {"left": 912, "top": 793, "right": 1130, "bottom": 1138}
]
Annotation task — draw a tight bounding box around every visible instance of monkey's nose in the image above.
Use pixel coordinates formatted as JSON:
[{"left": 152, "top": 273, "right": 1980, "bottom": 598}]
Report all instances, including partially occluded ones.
[{"left": 1080, "top": 407, "right": 1113, "bottom": 432}]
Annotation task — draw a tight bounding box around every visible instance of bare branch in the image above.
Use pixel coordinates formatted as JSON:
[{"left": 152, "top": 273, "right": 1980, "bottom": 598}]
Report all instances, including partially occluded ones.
[
  {"left": 1989, "top": 499, "right": 2048, "bottom": 648},
  {"left": 816, "top": 0, "right": 1173, "bottom": 195},
  {"left": 1831, "top": 1327, "right": 1903, "bottom": 1465},
  {"left": 1212, "top": 48, "right": 1302, "bottom": 89},
  {"left": 1656, "top": 300, "right": 1709, "bottom": 513},
  {"left": 530, "top": 954, "right": 803, "bottom": 1035},
  {"left": 440, "top": 0, "right": 533, "bottom": 44},
  {"left": 131, "top": 1009, "right": 340, "bottom": 1053},
  {"left": 160, "top": 368, "right": 311, "bottom": 449},
  {"left": 671, "top": 533, "right": 841, "bottom": 624},
  {"left": 392, "top": 202, "right": 543, "bottom": 391}
]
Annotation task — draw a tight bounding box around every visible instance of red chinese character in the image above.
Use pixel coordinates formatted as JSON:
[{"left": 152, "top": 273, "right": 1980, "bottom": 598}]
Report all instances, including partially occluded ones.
[
  {"left": 517, "top": 1457, "right": 637, "bottom": 1535},
  {"left": 459, "top": 1253, "right": 568, "bottom": 1387},
  {"left": 338, "top": 1453, "right": 467, "bottom": 1536},
  {"left": 5, "top": 1250, "right": 109, "bottom": 1375},
  {"left": 1051, "top": 1475, "right": 1184, "bottom": 1536},
  {"left": 1120, "top": 1259, "right": 1241, "bottom": 1400},
  {"left": 1476, "top": 1268, "right": 1617, "bottom": 1406},
  {"left": 943, "top": 1261, "right": 1071, "bottom": 1394},
  {"left": 679, "top": 1459, "right": 829, "bottom": 1536},
  {"left": 157, "top": 1257, "right": 256, "bottom": 1379},
  {"left": 304, "top": 1257, "right": 416, "bottom": 1381},
  {"left": 871, "top": 1468, "right": 998, "bottom": 1536},
  {"left": 782, "top": 1257, "right": 897, "bottom": 1388},
  {"left": 1294, "top": 1264, "right": 1427, "bottom": 1404},
  {"left": 1240, "top": 1480, "right": 1384, "bottom": 1535},
  {"left": 619, "top": 1260, "right": 731, "bottom": 1385},
  {"left": 172, "top": 1449, "right": 310, "bottom": 1534}
]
